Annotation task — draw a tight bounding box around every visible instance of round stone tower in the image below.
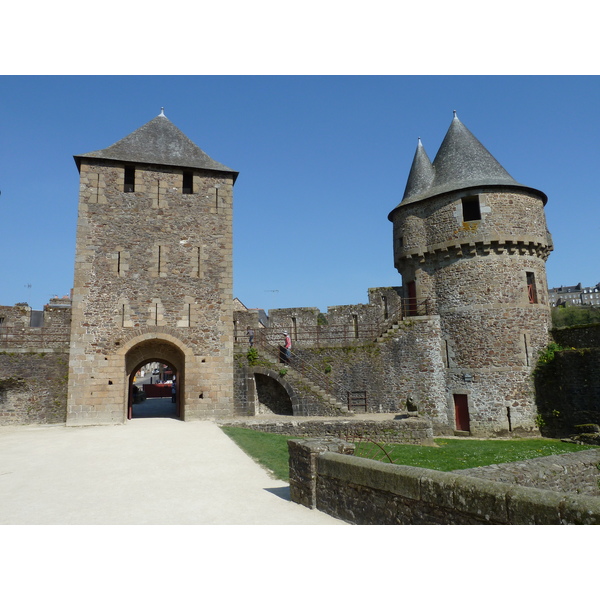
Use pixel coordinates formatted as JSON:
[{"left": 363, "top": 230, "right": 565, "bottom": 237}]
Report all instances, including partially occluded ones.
[{"left": 388, "top": 112, "right": 553, "bottom": 436}]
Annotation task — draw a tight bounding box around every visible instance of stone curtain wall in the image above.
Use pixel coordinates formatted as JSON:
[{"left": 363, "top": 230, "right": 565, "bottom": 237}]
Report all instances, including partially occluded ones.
[
  {"left": 219, "top": 416, "right": 434, "bottom": 445},
  {"left": 457, "top": 449, "right": 600, "bottom": 497},
  {"left": 0, "top": 353, "right": 69, "bottom": 425},
  {"left": 552, "top": 323, "right": 600, "bottom": 349},
  {"left": 292, "top": 317, "right": 449, "bottom": 423},
  {"left": 288, "top": 438, "right": 600, "bottom": 525},
  {"left": 535, "top": 348, "right": 600, "bottom": 437},
  {"left": 0, "top": 302, "right": 71, "bottom": 352}
]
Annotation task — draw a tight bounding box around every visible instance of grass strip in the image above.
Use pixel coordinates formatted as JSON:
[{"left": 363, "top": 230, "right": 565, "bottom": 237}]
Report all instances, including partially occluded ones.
[{"left": 220, "top": 426, "right": 596, "bottom": 482}]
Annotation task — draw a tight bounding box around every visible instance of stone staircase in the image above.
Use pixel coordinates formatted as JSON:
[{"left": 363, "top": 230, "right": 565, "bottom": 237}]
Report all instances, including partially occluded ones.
[
  {"left": 376, "top": 321, "right": 403, "bottom": 343},
  {"left": 252, "top": 346, "right": 351, "bottom": 415}
]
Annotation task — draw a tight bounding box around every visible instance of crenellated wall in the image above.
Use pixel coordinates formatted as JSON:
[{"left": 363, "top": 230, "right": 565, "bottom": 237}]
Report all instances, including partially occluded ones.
[{"left": 0, "top": 299, "right": 71, "bottom": 353}]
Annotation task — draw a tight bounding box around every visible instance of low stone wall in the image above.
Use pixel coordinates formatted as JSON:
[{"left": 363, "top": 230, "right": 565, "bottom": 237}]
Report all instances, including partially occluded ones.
[
  {"left": 288, "top": 438, "right": 600, "bottom": 525},
  {"left": 0, "top": 352, "right": 69, "bottom": 425},
  {"left": 218, "top": 416, "right": 434, "bottom": 445}
]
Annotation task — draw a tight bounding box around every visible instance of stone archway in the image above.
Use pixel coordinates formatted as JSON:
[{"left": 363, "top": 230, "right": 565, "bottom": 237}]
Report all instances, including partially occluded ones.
[
  {"left": 125, "top": 338, "right": 186, "bottom": 420},
  {"left": 254, "top": 373, "right": 294, "bottom": 415}
]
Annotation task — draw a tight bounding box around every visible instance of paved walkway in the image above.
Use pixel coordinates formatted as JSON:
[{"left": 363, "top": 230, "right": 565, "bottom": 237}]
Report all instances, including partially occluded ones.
[{"left": 0, "top": 416, "right": 346, "bottom": 525}]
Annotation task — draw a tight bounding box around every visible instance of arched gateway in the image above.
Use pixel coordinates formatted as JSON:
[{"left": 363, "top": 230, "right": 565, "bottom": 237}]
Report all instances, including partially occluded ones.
[
  {"left": 126, "top": 336, "right": 186, "bottom": 419},
  {"left": 66, "top": 111, "right": 238, "bottom": 425}
]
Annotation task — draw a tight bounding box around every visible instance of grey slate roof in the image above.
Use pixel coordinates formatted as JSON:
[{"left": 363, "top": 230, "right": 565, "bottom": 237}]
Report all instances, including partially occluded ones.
[
  {"left": 74, "top": 112, "right": 238, "bottom": 182},
  {"left": 391, "top": 113, "right": 546, "bottom": 216},
  {"left": 402, "top": 138, "right": 435, "bottom": 200}
]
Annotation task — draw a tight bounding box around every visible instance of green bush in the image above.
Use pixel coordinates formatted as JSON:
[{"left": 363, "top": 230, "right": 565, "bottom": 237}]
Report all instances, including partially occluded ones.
[{"left": 552, "top": 305, "right": 600, "bottom": 328}]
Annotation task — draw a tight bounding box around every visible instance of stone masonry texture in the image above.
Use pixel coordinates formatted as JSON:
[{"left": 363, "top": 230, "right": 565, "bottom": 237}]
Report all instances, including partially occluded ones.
[{"left": 67, "top": 158, "right": 235, "bottom": 425}]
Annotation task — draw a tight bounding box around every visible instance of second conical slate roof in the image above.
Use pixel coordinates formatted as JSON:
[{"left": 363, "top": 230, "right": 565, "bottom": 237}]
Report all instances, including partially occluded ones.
[
  {"left": 401, "top": 138, "right": 435, "bottom": 200},
  {"left": 74, "top": 111, "right": 238, "bottom": 181},
  {"left": 392, "top": 113, "right": 546, "bottom": 214}
]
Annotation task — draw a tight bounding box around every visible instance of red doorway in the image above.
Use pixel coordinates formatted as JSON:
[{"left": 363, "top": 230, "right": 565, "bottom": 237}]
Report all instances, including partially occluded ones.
[{"left": 454, "top": 394, "right": 470, "bottom": 432}]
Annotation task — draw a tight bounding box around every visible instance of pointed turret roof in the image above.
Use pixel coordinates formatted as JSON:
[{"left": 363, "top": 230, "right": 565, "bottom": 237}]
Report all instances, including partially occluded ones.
[
  {"left": 401, "top": 138, "right": 435, "bottom": 200},
  {"left": 390, "top": 112, "right": 546, "bottom": 217},
  {"left": 74, "top": 110, "right": 238, "bottom": 182}
]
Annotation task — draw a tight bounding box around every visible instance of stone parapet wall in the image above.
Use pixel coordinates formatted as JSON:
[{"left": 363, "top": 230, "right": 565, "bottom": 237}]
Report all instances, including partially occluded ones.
[
  {"left": 0, "top": 352, "right": 68, "bottom": 425},
  {"left": 288, "top": 438, "right": 600, "bottom": 525},
  {"left": 393, "top": 189, "right": 550, "bottom": 265},
  {"left": 457, "top": 449, "right": 600, "bottom": 497},
  {"left": 0, "top": 303, "right": 71, "bottom": 352},
  {"left": 219, "top": 416, "right": 434, "bottom": 445}
]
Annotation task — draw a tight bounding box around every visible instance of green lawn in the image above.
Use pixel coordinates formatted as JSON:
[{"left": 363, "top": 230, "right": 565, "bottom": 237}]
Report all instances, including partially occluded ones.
[{"left": 221, "top": 426, "right": 596, "bottom": 482}]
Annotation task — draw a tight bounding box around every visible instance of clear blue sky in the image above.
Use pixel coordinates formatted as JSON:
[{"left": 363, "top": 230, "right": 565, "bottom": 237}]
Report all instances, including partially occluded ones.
[{"left": 1, "top": 75, "right": 598, "bottom": 312}]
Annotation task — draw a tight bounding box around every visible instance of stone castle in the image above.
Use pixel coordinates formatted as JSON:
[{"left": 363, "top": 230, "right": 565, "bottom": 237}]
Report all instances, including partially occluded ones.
[{"left": 0, "top": 110, "right": 554, "bottom": 436}]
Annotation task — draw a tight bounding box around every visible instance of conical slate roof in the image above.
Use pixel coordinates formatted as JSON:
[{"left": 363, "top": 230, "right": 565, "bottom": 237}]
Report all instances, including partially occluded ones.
[
  {"left": 401, "top": 138, "right": 435, "bottom": 200},
  {"left": 391, "top": 113, "right": 546, "bottom": 216},
  {"left": 74, "top": 111, "right": 238, "bottom": 182}
]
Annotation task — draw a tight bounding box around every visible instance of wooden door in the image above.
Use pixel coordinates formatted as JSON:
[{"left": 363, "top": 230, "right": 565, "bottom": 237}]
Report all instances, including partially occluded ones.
[{"left": 454, "top": 394, "right": 470, "bottom": 432}]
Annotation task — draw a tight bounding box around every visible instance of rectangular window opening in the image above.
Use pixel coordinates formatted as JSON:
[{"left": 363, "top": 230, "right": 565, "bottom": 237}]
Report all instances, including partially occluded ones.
[
  {"left": 526, "top": 272, "right": 538, "bottom": 304},
  {"left": 124, "top": 167, "right": 135, "bottom": 193},
  {"left": 183, "top": 172, "right": 193, "bottom": 194},
  {"left": 462, "top": 195, "right": 481, "bottom": 222}
]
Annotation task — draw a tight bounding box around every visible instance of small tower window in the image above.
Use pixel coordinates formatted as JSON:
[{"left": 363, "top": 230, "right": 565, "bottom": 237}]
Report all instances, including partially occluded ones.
[
  {"left": 462, "top": 195, "right": 481, "bottom": 221},
  {"left": 526, "top": 272, "right": 538, "bottom": 304},
  {"left": 182, "top": 171, "right": 193, "bottom": 194},
  {"left": 124, "top": 167, "right": 135, "bottom": 193}
]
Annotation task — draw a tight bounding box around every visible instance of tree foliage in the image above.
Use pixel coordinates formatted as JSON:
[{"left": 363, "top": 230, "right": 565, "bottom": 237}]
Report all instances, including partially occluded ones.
[{"left": 551, "top": 305, "right": 600, "bottom": 328}]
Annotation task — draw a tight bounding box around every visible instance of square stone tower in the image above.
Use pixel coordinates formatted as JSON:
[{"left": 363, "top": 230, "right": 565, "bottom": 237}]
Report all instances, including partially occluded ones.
[{"left": 67, "top": 111, "right": 238, "bottom": 425}]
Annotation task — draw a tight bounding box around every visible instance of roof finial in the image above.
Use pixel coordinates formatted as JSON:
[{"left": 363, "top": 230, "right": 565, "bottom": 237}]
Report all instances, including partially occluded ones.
[
  {"left": 159, "top": 107, "right": 165, "bottom": 117},
  {"left": 453, "top": 110, "right": 458, "bottom": 119}
]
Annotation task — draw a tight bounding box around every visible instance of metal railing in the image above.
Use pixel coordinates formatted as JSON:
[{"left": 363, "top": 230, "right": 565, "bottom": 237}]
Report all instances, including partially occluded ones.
[
  {"left": 251, "top": 328, "right": 347, "bottom": 406},
  {"left": 235, "top": 298, "right": 435, "bottom": 347},
  {"left": 347, "top": 390, "right": 368, "bottom": 412}
]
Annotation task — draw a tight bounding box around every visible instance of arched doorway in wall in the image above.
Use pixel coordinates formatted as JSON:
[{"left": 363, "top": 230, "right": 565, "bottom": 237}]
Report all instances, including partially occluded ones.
[
  {"left": 129, "top": 360, "right": 178, "bottom": 419},
  {"left": 125, "top": 339, "right": 185, "bottom": 420},
  {"left": 254, "top": 373, "right": 293, "bottom": 415}
]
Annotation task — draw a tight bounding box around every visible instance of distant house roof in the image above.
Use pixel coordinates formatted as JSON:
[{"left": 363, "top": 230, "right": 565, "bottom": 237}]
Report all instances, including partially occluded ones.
[
  {"left": 549, "top": 283, "right": 583, "bottom": 294},
  {"left": 389, "top": 112, "right": 546, "bottom": 219},
  {"left": 74, "top": 110, "right": 238, "bottom": 182}
]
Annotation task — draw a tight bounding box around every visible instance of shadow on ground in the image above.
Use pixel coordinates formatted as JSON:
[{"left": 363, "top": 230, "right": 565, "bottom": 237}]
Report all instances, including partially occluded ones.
[{"left": 132, "top": 396, "right": 178, "bottom": 419}]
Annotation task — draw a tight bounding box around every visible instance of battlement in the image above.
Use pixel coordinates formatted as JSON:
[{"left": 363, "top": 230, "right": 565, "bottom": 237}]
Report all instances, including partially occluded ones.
[
  {"left": 0, "top": 299, "right": 72, "bottom": 352},
  {"left": 233, "top": 286, "right": 433, "bottom": 348}
]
